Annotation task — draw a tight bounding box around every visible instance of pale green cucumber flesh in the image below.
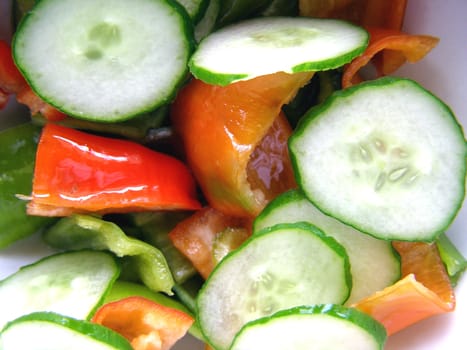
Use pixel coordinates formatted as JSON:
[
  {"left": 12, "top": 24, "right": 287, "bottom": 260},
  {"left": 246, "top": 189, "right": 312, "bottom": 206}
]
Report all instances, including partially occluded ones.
[
  {"left": 289, "top": 77, "right": 467, "bottom": 242},
  {"left": 197, "top": 222, "right": 351, "bottom": 350},
  {"left": 230, "top": 304, "right": 386, "bottom": 350},
  {"left": 0, "top": 312, "right": 132, "bottom": 350},
  {"left": 254, "top": 189, "right": 401, "bottom": 304},
  {"left": 189, "top": 17, "right": 368, "bottom": 85},
  {"left": 0, "top": 250, "right": 119, "bottom": 330},
  {"left": 13, "top": 0, "right": 195, "bottom": 122}
]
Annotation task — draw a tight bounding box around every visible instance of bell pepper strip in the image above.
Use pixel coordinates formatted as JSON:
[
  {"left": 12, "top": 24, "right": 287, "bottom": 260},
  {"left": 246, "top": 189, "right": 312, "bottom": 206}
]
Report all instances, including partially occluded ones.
[
  {"left": 171, "top": 71, "right": 312, "bottom": 218},
  {"left": 299, "top": 0, "right": 407, "bottom": 30},
  {"left": 0, "top": 40, "right": 66, "bottom": 120},
  {"left": 27, "top": 123, "right": 201, "bottom": 216},
  {"left": 353, "top": 242, "right": 455, "bottom": 335},
  {"left": 103, "top": 280, "right": 204, "bottom": 340},
  {"left": 92, "top": 296, "right": 194, "bottom": 350},
  {"left": 342, "top": 27, "right": 439, "bottom": 88},
  {"left": 43, "top": 214, "right": 176, "bottom": 295},
  {"left": 168, "top": 206, "right": 252, "bottom": 279},
  {"left": 0, "top": 123, "right": 55, "bottom": 249},
  {"left": 436, "top": 233, "right": 467, "bottom": 286}
]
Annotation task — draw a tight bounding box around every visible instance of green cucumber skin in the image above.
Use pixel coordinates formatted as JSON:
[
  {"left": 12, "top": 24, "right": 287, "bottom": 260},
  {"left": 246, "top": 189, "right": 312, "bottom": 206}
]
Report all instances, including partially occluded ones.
[
  {"left": 0, "top": 312, "right": 133, "bottom": 350},
  {"left": 197, "top": 222, "right": 352, "bottom": 350},
  {"left": 289, "top": 76, "right": 467, "bottom": 242},
  {"left": 253, "top": 189, "right": 401, "bottom": 304},
  {"left": 13, "top": 0, "right": 197, "bottom": 122},
  {"left": 189, "top": 17, "right": 368, "bottom": 86},
  {"left": 0, "top": 250, "right": 120, "bottom": 330},
  {"left": 230, "top": 304, "right": 386, "bottom": 350}
]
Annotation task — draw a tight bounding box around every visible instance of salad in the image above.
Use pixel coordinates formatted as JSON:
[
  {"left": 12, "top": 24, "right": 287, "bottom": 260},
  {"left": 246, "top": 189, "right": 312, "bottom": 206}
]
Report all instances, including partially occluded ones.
[{"left": 0, "top": 0, "right": 466, "bottom": 349}]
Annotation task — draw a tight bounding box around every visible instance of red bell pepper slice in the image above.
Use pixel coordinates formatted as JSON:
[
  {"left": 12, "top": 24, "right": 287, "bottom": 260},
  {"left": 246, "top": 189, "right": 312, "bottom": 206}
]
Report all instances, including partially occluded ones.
[
  {"left": 342, "top": 27, "right": 439, "bottom": 88},
  {"left": 0, "top": 40, "right": 65, "bottom": 120},
  {"left": 354, "top": 241, "right": 455, "bottom": 335},
  {"left": 169, "top": 206, "right": 251, "bottom": 279},
  {"left": 27, "top": 123, "right": 201, "bottom": 216},
  {"left": 171, "top": 72, "right": 312, "bottom": 218},
  {"left": 92, "top": 296, "right": 194, "bottom": 350}
]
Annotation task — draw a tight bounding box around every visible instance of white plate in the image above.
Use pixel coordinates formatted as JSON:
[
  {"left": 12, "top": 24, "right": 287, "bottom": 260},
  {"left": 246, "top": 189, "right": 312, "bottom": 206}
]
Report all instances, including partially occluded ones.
[{"left": 0, "top": 1, "right": 465, "bottom": 349}]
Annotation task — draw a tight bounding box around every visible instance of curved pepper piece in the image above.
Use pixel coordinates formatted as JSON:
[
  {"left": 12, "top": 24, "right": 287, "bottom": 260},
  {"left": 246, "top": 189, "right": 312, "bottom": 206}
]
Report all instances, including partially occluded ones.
[
  {"left": 92, "top": 296, "right": 194, "bottom": 350},
  {"left": 342, "top": 27, "right": 439, "bottom": 88},
  {"left": 353, "top": 242, "right": 455, "bottom": 335},
  {"left": 43, "top": 214, "right": 176, "bottom": 295},
  {"left": 171, "top": 71, "right": 312, "bottom": 218},
  {"left": 0, "top": 40, "right": 65, "bottom": 120},
  {"left": 27, "top": 123, "right": 201, "bottom": 216}
]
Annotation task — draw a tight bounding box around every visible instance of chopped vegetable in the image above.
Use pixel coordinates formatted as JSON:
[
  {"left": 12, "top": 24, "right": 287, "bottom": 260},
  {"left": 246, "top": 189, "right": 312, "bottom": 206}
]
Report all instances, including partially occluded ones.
[
  {"left": 43, "top": 214, "right": 176, "bottom": 295},
  {"left": 342, "top": 27, "right": 439, "bottom": 87},
  {"left": 353, "top": 242, "right": 455, "bottom": 335},
  {"left": 0, "top": 312, "right": 133, "bottom": 350},
  {"left": 0, "top": 123, "right": 54, "bottom": 248},
  {"left": 0, "top": 250, "right": 120, "bottom": 330},
  {"left": 168, "top": 207, "right": 251, "bottom": 279},
  {"left": 27, "top": 123, "right": 201, "bottom": 216},
  {"left": 230, "top": 304, "right": 387, "bottom": 350},
  {"left": 171, "top": 72, "right": 311, "bottom": 218},
  {"left": 92, "top": 296, "right": 194, "bottom": 350}
]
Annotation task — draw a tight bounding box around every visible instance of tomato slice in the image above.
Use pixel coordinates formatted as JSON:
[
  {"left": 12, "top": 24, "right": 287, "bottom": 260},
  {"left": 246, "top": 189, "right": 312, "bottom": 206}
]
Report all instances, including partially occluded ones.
[{"left": 171, "top": 72, "right": 312, "bottom": 218}]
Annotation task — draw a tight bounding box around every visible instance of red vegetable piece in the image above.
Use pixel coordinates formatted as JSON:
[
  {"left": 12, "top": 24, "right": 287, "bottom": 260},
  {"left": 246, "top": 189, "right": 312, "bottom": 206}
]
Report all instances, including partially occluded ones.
[{"left": 27, "top": 123, "right": 201, "bottom": 216}]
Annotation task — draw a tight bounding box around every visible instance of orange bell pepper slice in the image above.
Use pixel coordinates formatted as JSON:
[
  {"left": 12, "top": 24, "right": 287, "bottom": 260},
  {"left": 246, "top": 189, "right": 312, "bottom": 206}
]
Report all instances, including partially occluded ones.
[
  {"left": 342, "top": 27, "right": 439, "bottom": 87},
  {"left": 0, "top": 40, "right": 66, "bottom": 120},
  {"left": 171, "top": 72, "right": 312, "bottom": 218},
  {"left": 354, "top": 242, "right": 455, "bottom": 335},
  {"left": 92, "top": 296, "right": 194, "bottom": 350},
  {"left": 169, "top": 206, "right": 251, "bottom": 279},
  {"left": 27, "top": 123, "right": 201, "bottom": 216},
  {"left": 299, "top": 0, "right": 407, "bottom": 30}
]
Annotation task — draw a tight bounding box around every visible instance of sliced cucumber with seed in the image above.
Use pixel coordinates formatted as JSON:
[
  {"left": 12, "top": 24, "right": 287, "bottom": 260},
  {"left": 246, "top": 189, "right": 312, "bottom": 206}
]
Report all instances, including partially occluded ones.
[
  {"left": 230, "top": 304, "right": 386, "bottom": 350},
  {"left": 13, "top": 0, "right": 195, "bottom": 122},
  {"left": 197, "top": 222, "right": 351, "bottom": 350},
  {"left": 0, "top": 250, "right": 119, "bottom": 330},
  {"left": 289, "top": 77, "right": 467, "bottom": 242},
  {"left": 254, "top": 189, "right": 401, "bottom": 304},
  {"left": 0, "top": 312, "right": 132, "bottom": 349},
  {"left": 189, "top": 16, "right": 368, "bottom": 85}
]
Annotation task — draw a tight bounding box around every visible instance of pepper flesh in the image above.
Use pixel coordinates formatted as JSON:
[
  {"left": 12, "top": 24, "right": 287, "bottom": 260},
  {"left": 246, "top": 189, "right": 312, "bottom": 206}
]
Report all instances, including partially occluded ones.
[
  {"left": 28, "top": 123, "right": 201, "bottom": 216},
  {"left": 92, "top": 296, "right": 194, "bottom": 350},
  {"left": 171, "top": 71, "right": 312, "bottom": 218}
]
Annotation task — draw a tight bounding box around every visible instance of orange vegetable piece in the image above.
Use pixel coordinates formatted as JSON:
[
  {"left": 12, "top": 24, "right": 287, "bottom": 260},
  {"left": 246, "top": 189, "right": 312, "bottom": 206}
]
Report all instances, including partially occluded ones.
[
  {"left": 92, "top": 296, "right": 194, "bottom": 350},
  {"left": 342, "top": 27, "right": 439, "bottom": 87},
  {"left": 171, "top": 72, "right": 312, "bottom": 218},
  {"left": 169, "top": 207, "right": 251, "bottom": 279},
  {"left": 299, "top": 0, "right": 407, "bottom": 30},
  {"left": 354, "top": 242, "right": 455, "bottom": 335}
]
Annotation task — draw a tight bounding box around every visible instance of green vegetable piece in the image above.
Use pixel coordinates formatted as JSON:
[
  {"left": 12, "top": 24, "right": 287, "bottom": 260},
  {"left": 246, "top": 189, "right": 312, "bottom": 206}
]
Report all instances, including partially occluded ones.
[
  {"left": 0, "top": 123, "right": 54, "bottom": 249},
  {"left": 0, "top": 250, "right": 120, "bottom": 330},
  {"left": 217, "top": 0, "right": 272, "bottom": 26},
  {"left": 437, "top": 233, "right": 467, "bottom": 286},
  {"left": 43, "top": 214, "right": 175, "bottom": 295},
  {"left": 230, "top": 304, "right": 387, "bottom": 350},
  {"left": 0, "top": 312, "right": 133, "bottom": 349},
  {"left": 131, "top": 211, "right": 197, "bottom": 284}
]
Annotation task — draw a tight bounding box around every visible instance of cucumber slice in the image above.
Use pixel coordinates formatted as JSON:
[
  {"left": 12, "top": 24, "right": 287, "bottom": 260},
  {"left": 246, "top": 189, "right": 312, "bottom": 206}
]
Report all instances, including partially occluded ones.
[
  {"left": 197, "top": 222, "right": 351, "bottom": 350},
  {"left": 0, "top": 312, "right": 132, "bottom": 349},
  {"left": 189, "top": 17, "right": 368, "bottom": 85},
  {"left": 289, "top": 77, "right": 467, "bottom": 242},
  {"left": 230, "top": 304, "right": 386, "bottom": 350},
  {"left": 0, "top": 250, "right": 119, "bottom": 330},
  {"left": 13, "top": 0, "right": 195, "bottom": 122},
  {"left": 254, "top": 189, "right": 400, "bottom": 304}
]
